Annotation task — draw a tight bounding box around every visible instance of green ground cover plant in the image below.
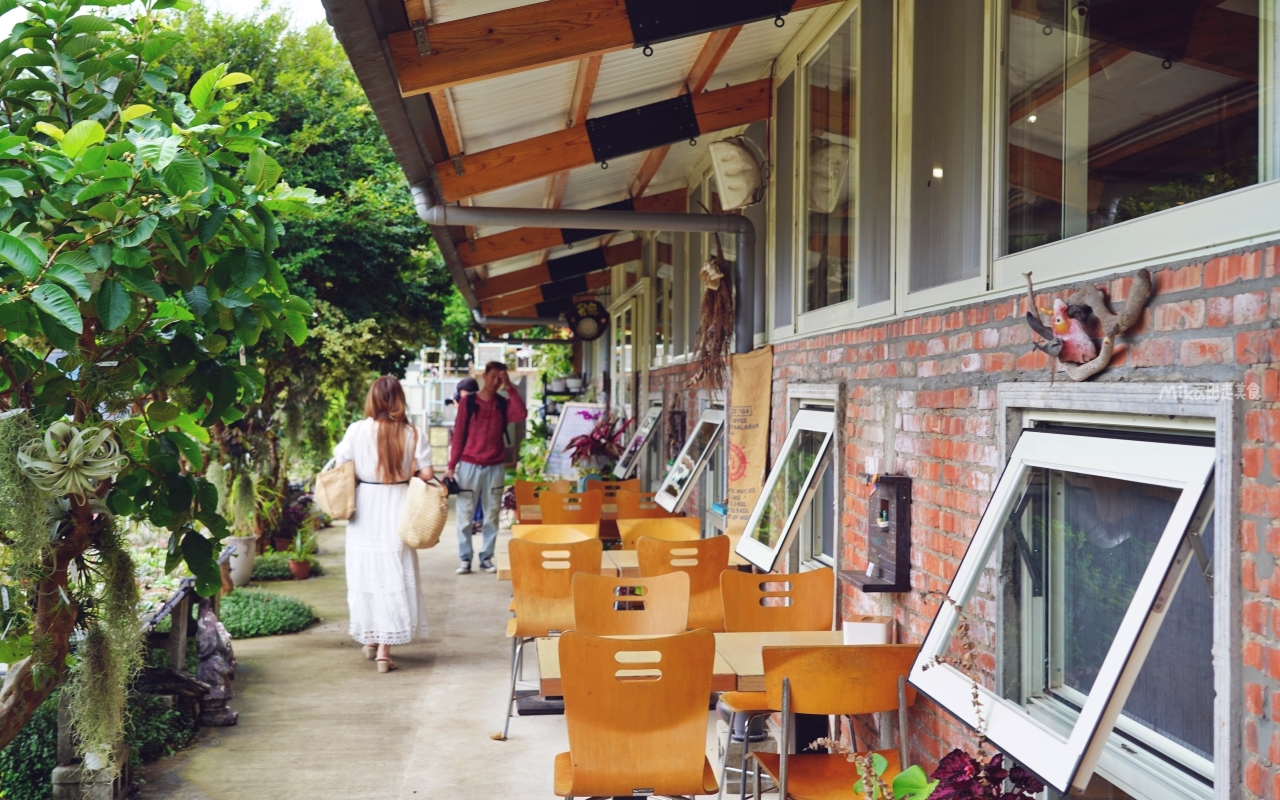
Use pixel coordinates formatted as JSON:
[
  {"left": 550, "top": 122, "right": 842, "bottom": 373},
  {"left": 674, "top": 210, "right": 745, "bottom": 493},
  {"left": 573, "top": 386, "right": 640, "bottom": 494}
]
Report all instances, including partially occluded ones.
[{"left": 219, "top": 589, "right": 314, "bottom": 639}]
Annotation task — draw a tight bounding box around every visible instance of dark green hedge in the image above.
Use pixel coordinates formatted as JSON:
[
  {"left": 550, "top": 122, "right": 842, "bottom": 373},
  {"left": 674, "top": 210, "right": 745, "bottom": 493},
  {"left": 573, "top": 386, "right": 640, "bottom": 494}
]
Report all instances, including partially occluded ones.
[
  {"left": 0, "top": 694, "right": 57, "bottom": 800},
  {"left": 220, "top": 589, "right": 315, "bottom": 639}
]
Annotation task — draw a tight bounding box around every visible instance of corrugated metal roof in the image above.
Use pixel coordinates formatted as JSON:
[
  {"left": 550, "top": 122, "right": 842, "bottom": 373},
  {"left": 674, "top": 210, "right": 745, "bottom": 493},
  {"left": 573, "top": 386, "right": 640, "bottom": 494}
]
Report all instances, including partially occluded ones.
[
  {"left": 428, "top": 0, "right": 539, "bottom": 24},
  {"left": 450, "top": 62, "right": 577, "bottom": 153},
  {"left": 561, "top": 151, "right": 648, "bottom": 209},
  {"left": 588, "top": 38, "right": 703, "bottom": 118},
  {"left": 709, "top": 11, "right": 817, "bottom": 86}
]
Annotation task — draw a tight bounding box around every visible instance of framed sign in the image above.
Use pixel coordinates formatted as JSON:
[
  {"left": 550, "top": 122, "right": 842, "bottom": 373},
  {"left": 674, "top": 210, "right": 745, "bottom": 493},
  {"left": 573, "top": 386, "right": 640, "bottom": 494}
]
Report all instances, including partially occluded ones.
[
  {"left": 734, "top": 408, "right": 835, "bottom": 572},
  {"left": 613, "top": 405, "right": 663, "bottom": 480},
  {"left": 654, "top": 409, "right": 725, "bottom": 513},
  {"left": 544, "top": 402, "right": 606, "bottom": 479}
]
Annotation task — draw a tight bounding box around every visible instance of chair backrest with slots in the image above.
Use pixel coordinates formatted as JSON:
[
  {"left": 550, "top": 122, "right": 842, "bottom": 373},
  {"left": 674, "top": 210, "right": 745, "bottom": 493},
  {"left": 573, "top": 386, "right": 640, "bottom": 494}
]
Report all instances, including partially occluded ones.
[
  {"left": 540, "top": 489, "right": 605, "bottom": 525},
  {"left": 572, "top": 571, "right": 690, "bottom": 636},
  {"left": 511, "top": 523, "right": 599, "bottom": 542},
  {"left": 615, "top": 489, "right": 675, "bottom": 520},
  {"left": 509, "top": 537, "right": 603, "bottom": 638},
  {"left": 636, "top": 536, "right": 731, "bottom": 631},
  {"left": 618, "top": 517, "right": 701, "bottom": 550},
  {"left": 720, "top": 568, "right": 834, "bottom": 632},
  {"left": 762, "top": 644, "right": 919, "bottom": 716},
  {"left": 584, "top": 478, "right": 641, "bottom": 520},
  {"left": 513, "top": 479, "right": 571, "bottom": 523}
]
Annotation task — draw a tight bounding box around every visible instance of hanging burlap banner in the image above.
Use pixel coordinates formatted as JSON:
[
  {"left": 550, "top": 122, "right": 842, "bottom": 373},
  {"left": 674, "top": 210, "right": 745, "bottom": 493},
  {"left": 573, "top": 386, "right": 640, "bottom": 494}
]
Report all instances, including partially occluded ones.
[{"left": 726, "top": 346, "right": 773, "bottom": 540}]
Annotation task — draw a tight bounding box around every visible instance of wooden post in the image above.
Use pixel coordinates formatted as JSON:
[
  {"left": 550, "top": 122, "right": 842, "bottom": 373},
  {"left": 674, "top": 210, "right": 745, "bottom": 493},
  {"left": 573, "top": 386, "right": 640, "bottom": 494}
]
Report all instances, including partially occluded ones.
[{"left": 165, "top": 591, "right": 190, "bottom": 673}]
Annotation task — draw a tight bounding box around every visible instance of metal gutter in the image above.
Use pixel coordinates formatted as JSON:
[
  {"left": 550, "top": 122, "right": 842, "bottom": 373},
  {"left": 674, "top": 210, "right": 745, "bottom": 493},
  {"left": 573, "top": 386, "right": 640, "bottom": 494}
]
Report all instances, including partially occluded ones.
[
  {"left": 422, "top": 204, "right": 756, "bottom": 354},
  {"left": 320, "top": 0, "right": 478, "bottom": 307}
]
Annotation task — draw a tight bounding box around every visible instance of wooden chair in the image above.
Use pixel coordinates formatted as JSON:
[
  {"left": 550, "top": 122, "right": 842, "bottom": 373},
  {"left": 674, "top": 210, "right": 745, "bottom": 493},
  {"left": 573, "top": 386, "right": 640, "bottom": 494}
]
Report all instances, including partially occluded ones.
[
  {"left": 637, "top": 535, "right": 731, "bottom": 632},
  {"left": 583, "top": 478, "right": 640, "bottom": 520},
  {"left": 744, "top": 645, "right": 920, "bottom": 800},
  {"left": 615, "top": 488, "right": 675, "bottom": 519},
  {"left": 571, "top": 571, "right": 690, "bottom": 636},
  {"left": 513, "top": 479, "right": 571, "bottom": 523},
  {"left": 502, "top": 537, "right": 603, "bottom": 740},
  {"left": 720, "top": 568, "right": 834, "bottom": 633},
  {"left": 511, "top": 523, "right": 599, "bottom": 542},
  {"left": 555, "top": 630, "right": 720, "bottom": 798},
  {"left": 540, "top": 489, "right": 605, "bottom": 525},
  {"left": 716, "top": 568, "right": 835, "bottom": 797},
  {"left": 618, "top": 517, "right": 701, "bottom": 550}
]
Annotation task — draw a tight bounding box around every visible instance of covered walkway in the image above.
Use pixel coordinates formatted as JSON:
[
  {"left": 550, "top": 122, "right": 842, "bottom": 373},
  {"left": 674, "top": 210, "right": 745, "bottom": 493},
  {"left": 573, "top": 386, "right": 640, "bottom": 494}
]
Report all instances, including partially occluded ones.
[{"left": 138, "top": 520, "right": 623, "bottom": 800}]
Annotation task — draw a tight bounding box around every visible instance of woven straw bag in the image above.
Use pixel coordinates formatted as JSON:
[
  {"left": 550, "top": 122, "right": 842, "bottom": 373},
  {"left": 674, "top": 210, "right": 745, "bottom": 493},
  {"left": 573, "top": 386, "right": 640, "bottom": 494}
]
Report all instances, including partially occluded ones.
[
  {"left": 314, "top": 460, "right": 355, "bottom": 520},
  {"left": 399, "top": 477, "right": 448, "bottom": 549}
]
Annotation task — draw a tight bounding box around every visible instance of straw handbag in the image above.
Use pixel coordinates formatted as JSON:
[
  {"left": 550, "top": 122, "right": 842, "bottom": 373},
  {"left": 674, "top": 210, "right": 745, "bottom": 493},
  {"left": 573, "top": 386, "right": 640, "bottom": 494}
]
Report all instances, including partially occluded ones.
[
  {"left": 314, "top": 459, "right": 356, "bottom": 520},
  {"left": 399, "top": 477, "right": 448, "bottom": 549}
]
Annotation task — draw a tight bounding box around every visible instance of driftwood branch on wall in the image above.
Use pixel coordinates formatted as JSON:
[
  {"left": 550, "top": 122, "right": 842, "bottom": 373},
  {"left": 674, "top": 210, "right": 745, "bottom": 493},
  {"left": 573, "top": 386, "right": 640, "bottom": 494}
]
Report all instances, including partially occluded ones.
[{"left": 1022, "top": 268, "right": 1154, "bottom": 382}]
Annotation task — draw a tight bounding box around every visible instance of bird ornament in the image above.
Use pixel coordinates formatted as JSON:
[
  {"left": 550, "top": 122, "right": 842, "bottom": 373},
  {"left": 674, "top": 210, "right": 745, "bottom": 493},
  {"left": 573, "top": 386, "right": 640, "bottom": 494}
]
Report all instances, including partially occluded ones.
[{"left": 1026, "top": 298, "right": 1097, "bottom": 364}]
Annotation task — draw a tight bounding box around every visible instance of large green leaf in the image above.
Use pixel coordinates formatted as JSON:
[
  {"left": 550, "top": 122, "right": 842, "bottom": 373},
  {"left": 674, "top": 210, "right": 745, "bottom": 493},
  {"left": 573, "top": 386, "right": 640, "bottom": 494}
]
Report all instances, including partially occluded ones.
[
  {"left": 161, "top": 149, "right": 205, "bottom": 195},
  {"left": 31, "top": 283, "right": 82, "bottom": 333},
  {"left": 54, "top": 251, "right": 100, "bottom": 273},
  {"left": 198, "top": 205, "right": 229, "bottom": 244},
  {"left": 282, "top": 309, "right": 308, "bottom": 345},
  {"left": 0, "top": 177, "right": 23, "bottom": 197},
  {"left": 65, "top": 15, "right": 116, "bottom": 34},
  {"left": 188, "top": 63, "right": 227, "bottom": 111},
  {"left": 60, "top": 120, "right": 104, "bottom": 159},
  {"left": 115, "top": 215, "right": 158, "bottom": 247},
  {"left": 95, "top": 278, "right": 131, "bottom": 330},
  {"left": 136, "top": 136, "right": 179, "bottom": 170},
  {"left": 45, "top": 262, "right": 91, "bottom": 299},
  {"left": 162, "top": 430, "right": 203, "bottom": 471},
  {"left": 0, "top": 232, "right": 42, "bottom": 279},
  {"left": 183, "top": 285, "right": 211, "bottom": 316},
  {"left": 215, "top": 287, "right": 253, "bottom": 309}
]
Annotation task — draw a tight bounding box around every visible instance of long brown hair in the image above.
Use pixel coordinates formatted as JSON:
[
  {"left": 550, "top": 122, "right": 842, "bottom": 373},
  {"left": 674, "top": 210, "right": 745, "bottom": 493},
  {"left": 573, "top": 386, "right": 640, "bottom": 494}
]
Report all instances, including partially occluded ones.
[{"left": 364, "top": 375, "right": 414, "bottom": 483}]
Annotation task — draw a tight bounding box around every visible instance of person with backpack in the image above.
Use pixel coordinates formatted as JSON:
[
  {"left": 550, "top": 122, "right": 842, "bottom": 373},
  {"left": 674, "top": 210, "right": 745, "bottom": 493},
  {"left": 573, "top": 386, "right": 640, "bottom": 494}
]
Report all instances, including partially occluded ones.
[{"left": 446, "top": 361, "right": 526, "bottom": 574}]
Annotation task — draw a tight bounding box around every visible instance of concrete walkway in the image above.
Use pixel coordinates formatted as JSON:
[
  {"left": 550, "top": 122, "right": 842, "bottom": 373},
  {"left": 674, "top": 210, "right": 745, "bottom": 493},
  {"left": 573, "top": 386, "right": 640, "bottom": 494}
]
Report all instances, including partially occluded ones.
[{"left": 138, "top": 518, "right": 574, "bottom": 799}]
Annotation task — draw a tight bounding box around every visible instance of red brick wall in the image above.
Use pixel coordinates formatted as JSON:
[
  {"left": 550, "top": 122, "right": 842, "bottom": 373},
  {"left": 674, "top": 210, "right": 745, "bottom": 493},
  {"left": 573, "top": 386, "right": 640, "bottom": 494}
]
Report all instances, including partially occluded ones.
[{"left": 657, "top": 242, "right": 1279, "bottom": 786}]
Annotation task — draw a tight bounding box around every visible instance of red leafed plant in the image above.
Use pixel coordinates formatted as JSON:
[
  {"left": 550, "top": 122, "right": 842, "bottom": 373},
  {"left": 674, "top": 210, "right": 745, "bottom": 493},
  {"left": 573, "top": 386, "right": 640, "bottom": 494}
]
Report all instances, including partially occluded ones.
[
  {"left": 929, "top": 750, "right": 1044, "bottom": 800},
  {"left": 565, "top": 410, "right": 633, "bottom": 469}
]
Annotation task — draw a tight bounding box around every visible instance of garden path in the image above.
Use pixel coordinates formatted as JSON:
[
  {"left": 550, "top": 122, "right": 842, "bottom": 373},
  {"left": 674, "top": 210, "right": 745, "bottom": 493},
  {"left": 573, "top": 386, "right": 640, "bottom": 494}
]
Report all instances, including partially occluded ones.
[{"left": 136, "top": 515, "right": 573, "bottom": 799}]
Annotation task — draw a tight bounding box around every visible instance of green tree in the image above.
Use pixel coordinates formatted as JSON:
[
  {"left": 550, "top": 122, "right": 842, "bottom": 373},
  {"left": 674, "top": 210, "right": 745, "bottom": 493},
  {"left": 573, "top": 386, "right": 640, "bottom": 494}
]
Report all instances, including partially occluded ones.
[{"left": 0, "top": 0, "right": 319, "bottom": 758}]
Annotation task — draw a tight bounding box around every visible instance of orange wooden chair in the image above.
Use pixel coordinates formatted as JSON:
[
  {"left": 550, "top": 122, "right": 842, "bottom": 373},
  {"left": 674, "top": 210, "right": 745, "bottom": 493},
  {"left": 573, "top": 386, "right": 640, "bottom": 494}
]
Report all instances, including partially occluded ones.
[
  {"left": 511, "top": 523, "right": 599, "bottom": 542},
  {"left": 717, "top": 568, "right": 835, "bottom": 796},
  {"left": 618, "top": 517, "right": 701, "bottom": 550},
  {"left": 513, "top": 479, "right": 571, "bottom": 523},
  {"left": 539, "top": 489, "right": 605, "bottom": 525},
  {"left": 503, "top": 537, "right": 603, "bottom": 740},
  {"left": 636, "top": 535, "right": 731, "bottom": 631},
  {"left": 571, "top": 571, "right": 690, "bottom": 636},
  {"left": 555, "top": 630, "right": 720, "bottom": 798},
  {"left": 742, "top": 645, "right": 920, "bottom": 800},
  {"left": 615, "top": 488, "right": 676, "bottom": 519},
  {"left": 583, "top": 478, "right": 641, "bottom": 520}
]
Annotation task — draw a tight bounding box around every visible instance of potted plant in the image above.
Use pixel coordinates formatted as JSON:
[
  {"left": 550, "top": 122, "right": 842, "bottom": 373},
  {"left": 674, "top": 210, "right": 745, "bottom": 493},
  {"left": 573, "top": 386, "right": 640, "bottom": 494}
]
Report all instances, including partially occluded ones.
[
  {"left": 566, "top": 411, "right": 632, "bottom": 479},
  {"left": 286, "top": 531, "right": 317, "bottom": 580},
  {"left": 273, "top": 494, "right": 314, "bottom": 553}
]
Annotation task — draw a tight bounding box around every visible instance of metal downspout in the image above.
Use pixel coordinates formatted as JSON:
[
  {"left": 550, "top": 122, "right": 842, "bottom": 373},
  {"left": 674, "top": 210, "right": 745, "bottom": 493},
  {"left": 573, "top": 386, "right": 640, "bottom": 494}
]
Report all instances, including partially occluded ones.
[{"left": 420, "top": 204, "right": 756, "bottom": 354}]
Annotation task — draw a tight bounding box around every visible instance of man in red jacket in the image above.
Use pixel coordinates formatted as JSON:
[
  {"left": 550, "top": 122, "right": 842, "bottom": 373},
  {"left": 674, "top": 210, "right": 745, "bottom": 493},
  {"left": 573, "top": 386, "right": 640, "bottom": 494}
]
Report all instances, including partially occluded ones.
[{"left": 446, "top": 361, "right": 527, "bottom": 574}]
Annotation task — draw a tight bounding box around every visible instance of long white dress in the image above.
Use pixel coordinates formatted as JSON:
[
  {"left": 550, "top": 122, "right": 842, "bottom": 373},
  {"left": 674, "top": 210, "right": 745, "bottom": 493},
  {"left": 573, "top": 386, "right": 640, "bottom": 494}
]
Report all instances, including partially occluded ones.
[{"left": 333, "top": 418, "right": 432, "bottom": 646}]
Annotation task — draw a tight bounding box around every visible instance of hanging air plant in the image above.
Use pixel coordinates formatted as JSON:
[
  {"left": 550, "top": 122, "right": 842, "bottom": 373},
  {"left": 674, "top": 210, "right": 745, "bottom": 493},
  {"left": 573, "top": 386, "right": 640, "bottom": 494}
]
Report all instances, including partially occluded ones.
[
  {"left": 17, "top": 422, "right": 129, "bottom": 499},
  {"left": 690, "top": 234, "right": 735, "bottom": 394}
]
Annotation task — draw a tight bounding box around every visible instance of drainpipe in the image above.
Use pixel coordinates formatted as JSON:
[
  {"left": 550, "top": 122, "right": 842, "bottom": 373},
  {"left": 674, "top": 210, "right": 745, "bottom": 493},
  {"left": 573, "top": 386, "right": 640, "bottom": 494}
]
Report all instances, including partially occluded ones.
[
  {"left": 471, "top": 309, "right": 568, "bottom": 328},
  {"left": 421, "top": 204, "right": 756, "bottom": 355}
]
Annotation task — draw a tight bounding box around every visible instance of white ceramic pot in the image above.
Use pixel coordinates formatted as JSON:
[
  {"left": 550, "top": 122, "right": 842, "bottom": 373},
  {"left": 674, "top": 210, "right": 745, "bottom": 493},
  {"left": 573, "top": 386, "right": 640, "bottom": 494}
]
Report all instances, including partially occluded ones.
[
  {"left": 550, "top": 377, "right": 568, "bottom": 392},
  {"left": 226, "top": 536, "right": 257, "bottom": 587},
  {"left": 565, "top": 378, "right": 583, "bottom": 392}
]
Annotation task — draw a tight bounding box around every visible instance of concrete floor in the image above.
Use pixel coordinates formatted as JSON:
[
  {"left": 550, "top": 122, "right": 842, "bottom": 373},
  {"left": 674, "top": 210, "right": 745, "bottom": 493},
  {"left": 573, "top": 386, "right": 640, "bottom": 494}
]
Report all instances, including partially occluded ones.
[{"left": 137, "top": 518, "right": 723, "bottom": 799}]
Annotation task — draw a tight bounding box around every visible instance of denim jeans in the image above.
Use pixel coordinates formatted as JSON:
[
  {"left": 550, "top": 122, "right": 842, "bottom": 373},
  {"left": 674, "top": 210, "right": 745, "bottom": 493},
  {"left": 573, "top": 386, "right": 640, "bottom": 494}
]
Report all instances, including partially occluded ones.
[{"left": 454, "top": 461, "right": 504, "bottom": 563}]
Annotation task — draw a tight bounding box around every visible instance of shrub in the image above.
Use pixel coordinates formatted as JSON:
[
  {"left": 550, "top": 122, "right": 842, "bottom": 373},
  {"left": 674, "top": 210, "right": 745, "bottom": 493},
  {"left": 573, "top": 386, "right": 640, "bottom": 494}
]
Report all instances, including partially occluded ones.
[
  {"left": 219, "top": 590, "right": 315, "bottom": 639},
  {"left": 125, "top": 695, "right": 197, "bottom": 767},
  {"left": 251, "top": 551, "right": 325, "bottom": 581},
  {"left": 0, "top": 694, "right": 57, "bottom": 800}
]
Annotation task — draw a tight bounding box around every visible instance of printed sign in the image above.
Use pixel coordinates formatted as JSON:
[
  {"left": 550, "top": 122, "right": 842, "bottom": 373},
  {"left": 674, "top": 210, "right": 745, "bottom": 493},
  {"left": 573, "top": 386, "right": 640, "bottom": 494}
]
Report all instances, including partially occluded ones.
[{"left": 726, "top": 346, "right": 773, "bottom": 538}]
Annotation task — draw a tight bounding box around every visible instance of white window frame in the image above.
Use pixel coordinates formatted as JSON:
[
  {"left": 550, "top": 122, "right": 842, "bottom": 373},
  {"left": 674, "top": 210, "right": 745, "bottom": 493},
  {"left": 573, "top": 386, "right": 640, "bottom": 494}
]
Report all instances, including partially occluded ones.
[
  {"left": 613, "top": 404, "right": 663, "bottom": 480},
  {"left": 787, "top": 384, "right": 842, "bottom": 569},
  {"left": 655, "top": 407, "right": 725, "bottom": 513},
  {"left": 910, "top": 427, "right": 1215, "bottom": 794},
  {"left": 735, "top": 408, "right": 837, "bottom": 572}
]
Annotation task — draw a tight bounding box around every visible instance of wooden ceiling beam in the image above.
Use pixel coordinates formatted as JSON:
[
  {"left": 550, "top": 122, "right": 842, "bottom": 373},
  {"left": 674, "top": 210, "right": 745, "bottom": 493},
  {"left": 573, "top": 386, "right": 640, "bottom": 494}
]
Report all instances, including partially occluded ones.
[
  {"left": 535, "top": 54, "right": 604, "bottom": 265},
  {"left": 476, "top": 239, "right": 643, "bottom": 301},
  {"left": 481, "top": 270, "right": 613, "bottom": 316},
  {"left": 387, "top": 0, "right": 842, "bottom": 97},
  {"left": 437, "top": 79, "right": 770, "bottom": 202},
  {"left": 458, "top": 188, "right": 686, "bottom": 269}
]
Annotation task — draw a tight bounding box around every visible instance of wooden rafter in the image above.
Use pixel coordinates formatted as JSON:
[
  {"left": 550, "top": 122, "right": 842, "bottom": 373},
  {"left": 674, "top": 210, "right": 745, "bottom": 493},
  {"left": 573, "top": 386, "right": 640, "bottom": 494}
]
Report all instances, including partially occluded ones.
[
  {"left": 437, "top": 79, "right": 771, "bottom": 202},
  {"left": 476, "top": 239, "right": 643, "bottom": 301},
  {"left": 481, "top": 270, "right": 614, "bottom": 316},
  {"left": 387, "top": 0, "right": 843, "bottom": 97},
  {"left": 535, "top": 54, "right": 603, "bottom": 266}
]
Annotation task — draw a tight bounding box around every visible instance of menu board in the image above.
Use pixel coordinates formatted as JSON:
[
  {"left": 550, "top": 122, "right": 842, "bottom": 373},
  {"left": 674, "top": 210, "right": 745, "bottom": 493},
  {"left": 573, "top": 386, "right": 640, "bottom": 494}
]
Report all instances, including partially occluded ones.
[
  {"left": 613, "top": 405, "right": 662, "bottom": 480},
  {"left": 544, "top": 403, "right": 606, "bottom": 479}
]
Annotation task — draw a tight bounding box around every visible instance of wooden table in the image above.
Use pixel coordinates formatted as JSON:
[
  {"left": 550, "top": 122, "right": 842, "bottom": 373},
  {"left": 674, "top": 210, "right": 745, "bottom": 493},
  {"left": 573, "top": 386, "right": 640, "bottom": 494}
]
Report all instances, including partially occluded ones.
[
  {"left": 493, "top": 551, "right": 619, "bottom": 581},
  {"left": 534, "top": 630, "right": 844, "bottom": 696},
  {"left": 608, "top": 548, "right": 638, "bottom": 577}
]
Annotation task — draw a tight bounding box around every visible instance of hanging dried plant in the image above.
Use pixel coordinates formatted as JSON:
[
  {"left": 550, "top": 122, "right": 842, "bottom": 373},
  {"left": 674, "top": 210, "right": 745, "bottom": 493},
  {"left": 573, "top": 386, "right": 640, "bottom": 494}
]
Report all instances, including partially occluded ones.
[
  {"left": 689, "top": 234, "right": 735, "bottom": 394},
  {"left": 16, "top": 422, "right": 129, "bottom": 499}
]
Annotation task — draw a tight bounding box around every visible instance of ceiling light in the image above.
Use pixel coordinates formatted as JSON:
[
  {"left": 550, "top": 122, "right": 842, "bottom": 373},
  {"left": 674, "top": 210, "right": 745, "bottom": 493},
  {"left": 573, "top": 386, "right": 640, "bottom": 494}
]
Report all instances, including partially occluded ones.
[
  {"left": 1028, "top": 115, "right": 1037, "bottom": 123},
  {"left": 932, "top": 168, "right": 944, "bottom": 179}
]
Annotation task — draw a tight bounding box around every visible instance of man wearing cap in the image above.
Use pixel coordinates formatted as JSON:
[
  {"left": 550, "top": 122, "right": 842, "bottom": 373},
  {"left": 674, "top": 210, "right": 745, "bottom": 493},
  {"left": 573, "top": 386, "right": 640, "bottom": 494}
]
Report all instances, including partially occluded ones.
[{"left": 446, "top": 362, "right": 526, "bottom": 574}]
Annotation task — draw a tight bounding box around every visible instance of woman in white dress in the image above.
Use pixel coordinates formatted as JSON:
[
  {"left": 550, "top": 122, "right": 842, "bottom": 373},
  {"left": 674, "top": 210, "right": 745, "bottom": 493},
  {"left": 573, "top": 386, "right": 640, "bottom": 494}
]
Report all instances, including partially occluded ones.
[{"left": 332, "top": 376, "right": 433, "bottom": 673}]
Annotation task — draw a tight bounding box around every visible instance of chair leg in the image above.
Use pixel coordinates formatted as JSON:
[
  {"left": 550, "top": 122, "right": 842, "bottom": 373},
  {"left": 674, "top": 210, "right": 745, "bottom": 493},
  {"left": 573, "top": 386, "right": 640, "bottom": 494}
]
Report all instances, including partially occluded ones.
[
  {"left": 716, "top": 711, "right": 735, "bottom": 800},
  {"left": 738, "top": 712, "right": 757, "bottom": 800},
  {"left": 502, "top": 637, "right": 524, "bottom": 740},
  {"left": 752, "top": 760, "right": 761, "bottom": 800}
]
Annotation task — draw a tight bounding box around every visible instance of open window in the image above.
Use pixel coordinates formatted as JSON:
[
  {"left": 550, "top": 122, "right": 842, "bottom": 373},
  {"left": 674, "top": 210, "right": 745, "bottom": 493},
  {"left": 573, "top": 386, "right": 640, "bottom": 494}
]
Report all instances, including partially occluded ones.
[
  {"left": 654, "top": 408, "right": 724, "bottom": 513},
  {"left": 613, "top": 405, "right": 663, "bottom": 480},
  {"left": 909, "top": 429, "right": 1215, "bottom": 794},
  {"left": 734, "top": 409, "right": 836, "bottom": 572}
]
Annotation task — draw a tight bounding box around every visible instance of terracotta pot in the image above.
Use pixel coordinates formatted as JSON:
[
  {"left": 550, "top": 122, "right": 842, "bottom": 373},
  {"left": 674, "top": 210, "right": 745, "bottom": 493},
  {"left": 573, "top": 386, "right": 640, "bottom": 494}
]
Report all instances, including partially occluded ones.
[
  {"left": 288, "top": 559, "right": 311, "bottom": 580},
  {"left": 272, "top": 537, "right": 292, "bottom": 553}
]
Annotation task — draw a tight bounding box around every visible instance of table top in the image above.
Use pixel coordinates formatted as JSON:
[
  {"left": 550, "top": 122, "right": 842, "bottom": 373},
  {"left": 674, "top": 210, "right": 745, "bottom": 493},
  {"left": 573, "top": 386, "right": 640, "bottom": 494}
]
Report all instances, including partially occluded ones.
[
  {"left": 533, "top": 629, "right": 844, "bottom": 696},
  {"left": 494, "top": 551, "right": 619, "bottom": 581}
]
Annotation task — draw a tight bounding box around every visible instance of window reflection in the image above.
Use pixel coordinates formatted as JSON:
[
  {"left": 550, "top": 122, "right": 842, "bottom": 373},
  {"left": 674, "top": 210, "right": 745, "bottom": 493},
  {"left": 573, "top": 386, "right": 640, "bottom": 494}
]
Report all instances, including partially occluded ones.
[
  {"left": 750, "top": 429, "right": 828, "bottom": 550},
  {"left": 1005, "top": 0, "right": 1260, "bottom": 254},
  {"left": 660, "top": 420, "right": 721, "bottom": 499}
]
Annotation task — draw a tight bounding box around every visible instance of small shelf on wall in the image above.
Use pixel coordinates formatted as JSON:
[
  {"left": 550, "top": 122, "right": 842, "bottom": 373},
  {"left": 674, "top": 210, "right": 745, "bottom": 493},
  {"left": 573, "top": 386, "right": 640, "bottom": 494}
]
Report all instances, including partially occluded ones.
[{"left": 840, "top": 474, "right": 911, "bottom": 593}]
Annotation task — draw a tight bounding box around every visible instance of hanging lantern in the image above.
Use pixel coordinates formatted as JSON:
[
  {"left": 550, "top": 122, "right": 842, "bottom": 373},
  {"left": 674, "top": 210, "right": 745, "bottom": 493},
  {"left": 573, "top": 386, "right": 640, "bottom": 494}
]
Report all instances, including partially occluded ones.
[{"left": 565, "top": 299, "right": 610, "bottom": 341}]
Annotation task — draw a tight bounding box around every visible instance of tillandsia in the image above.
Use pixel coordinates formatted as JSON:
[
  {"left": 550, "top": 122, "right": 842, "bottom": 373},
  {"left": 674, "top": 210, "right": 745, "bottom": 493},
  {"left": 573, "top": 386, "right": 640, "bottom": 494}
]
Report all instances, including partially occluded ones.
[{"left": 16, "top": 422, "right": 129, "bottom": 498}]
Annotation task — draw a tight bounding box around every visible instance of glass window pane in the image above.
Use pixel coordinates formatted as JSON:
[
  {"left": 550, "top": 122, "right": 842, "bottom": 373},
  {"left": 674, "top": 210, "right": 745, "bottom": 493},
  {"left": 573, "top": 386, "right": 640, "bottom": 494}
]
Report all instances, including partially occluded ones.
[
  {"left": 671, "top": 231, "right": 686, "bottom": 358},
  {"left": 804, "top": 15, "right": 857, "bottom": 311},
  {"left": 1005, "top": 0, "right": 1260, "bottom": 255},
  {"left": 659, "top": 420, "right": 721, "bottom": 502},
  {"left": 858, "top": 0, "right": 893, "bottom": 307},
  {"left": 775, "top": 74, "right": 796, "bottom": 328},
  {"left": 687, "top": 190, "right": 703, "bottom": 352},
  {"left": 748, "top": 429, "right": 828, "bottom": 551},
  {"left": 655, "top": 233, "right": 672, "bottom": 363}
]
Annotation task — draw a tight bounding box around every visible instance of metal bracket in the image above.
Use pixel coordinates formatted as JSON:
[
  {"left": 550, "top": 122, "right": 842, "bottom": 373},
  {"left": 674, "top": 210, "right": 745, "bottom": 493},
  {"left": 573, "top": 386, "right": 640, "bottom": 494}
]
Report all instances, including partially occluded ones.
[
  {"left": 1184, "top": 482, "right": 1216, "bottom": 598},
  {"left": 411, "top": 18, "right": 431, "bottom": 57},
  {"left": 1006, "top": 491, "right": 1043, "bottom": 597},
  {"left": 450, "top": 154, "right": 465, "bottom": 176}
]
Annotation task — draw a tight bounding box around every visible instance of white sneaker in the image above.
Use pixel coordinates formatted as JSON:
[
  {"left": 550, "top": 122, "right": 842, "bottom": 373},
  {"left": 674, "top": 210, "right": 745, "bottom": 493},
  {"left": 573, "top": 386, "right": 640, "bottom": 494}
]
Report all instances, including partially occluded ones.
[
  {"left": 456, "top": 561, "right": 472, "bottom": 574},
  {"left": 479, "top": 558, "right": 497, "bottom": 573}
]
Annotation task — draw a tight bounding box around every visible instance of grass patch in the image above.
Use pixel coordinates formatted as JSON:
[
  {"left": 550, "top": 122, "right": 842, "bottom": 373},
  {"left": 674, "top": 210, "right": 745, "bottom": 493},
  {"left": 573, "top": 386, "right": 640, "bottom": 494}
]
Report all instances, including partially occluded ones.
[
  {"left": 220, "top": 589, "right": 316, "bottom": 639},
  {"left": 250, "top": 551, "right": 325, "bottom": 581}
]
